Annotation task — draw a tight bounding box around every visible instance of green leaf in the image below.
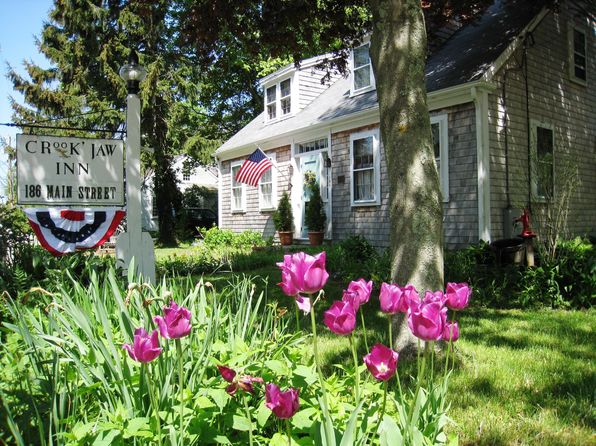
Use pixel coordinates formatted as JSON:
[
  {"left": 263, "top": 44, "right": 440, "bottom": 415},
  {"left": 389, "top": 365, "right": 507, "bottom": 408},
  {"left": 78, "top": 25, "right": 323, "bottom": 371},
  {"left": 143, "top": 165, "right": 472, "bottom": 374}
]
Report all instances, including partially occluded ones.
[
  {"left": 232, "top": 414, "right": 252, "bottom": 432},
  {"left": 255, "top": 402, "right": 272, "bottom": 427},
  {"left": 270, "top": 433, "right": 290, "bottom": 446},
  {"left": 293, "top": 364, "right": 318, "bottom": 385},
  {"left": 207, "top": 388, "right": 229, "bottom": 410},
  {"left": 71, "top": 422, "right": 95, "bottom": 441},
  {"left": 265, "top": 359, "right": 290, "bottom": 376},
  {"left": 447, "top": 432, "right": 459, "bottom": 446},
  {"left": 340, "top": 401, "right": 364, "bottom": 446},
  {"left": 291, "top": 407, "right": 317, "bottom": 430},
  {"left": 379, "top": 415, "right": 403, "bottom": 446},
  {"left": 92, "top": 430, "right": 121, "bottom": 446},
  {"left": 214, "top": 435, "right": 232, "bottom": 444}
]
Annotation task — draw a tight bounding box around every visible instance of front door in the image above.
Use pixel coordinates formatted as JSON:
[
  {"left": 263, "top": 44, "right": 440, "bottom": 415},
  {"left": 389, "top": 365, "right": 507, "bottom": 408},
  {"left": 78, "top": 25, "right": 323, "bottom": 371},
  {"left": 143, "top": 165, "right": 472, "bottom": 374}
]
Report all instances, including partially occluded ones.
[{"left": 298, "top": 152, "right": 330, "bottom": 238}]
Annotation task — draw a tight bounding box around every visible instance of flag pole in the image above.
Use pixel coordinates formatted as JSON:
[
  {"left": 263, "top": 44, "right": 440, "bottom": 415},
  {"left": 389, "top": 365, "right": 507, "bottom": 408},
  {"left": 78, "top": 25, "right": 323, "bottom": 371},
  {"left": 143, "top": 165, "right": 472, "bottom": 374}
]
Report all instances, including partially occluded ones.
[{"left": 256, "top": 144, "right": 293, "bottom": 189}]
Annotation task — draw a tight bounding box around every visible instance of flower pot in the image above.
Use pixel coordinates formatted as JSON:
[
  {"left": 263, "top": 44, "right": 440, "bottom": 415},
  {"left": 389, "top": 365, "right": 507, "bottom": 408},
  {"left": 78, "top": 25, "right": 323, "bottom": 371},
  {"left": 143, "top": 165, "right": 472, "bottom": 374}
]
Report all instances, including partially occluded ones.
[
  {"left": 278, "top": 231, "right": 293, "bottom": 246},
  {"left": 308, "top": 231, "right": 324, "bottom": 246}
]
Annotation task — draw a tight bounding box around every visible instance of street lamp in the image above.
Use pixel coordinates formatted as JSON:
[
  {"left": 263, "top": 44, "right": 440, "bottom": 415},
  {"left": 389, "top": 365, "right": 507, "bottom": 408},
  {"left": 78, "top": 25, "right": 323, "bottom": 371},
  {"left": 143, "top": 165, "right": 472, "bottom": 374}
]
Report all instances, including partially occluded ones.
[{"left": 116, "top": 50, "right": 155, "bottom": 284}]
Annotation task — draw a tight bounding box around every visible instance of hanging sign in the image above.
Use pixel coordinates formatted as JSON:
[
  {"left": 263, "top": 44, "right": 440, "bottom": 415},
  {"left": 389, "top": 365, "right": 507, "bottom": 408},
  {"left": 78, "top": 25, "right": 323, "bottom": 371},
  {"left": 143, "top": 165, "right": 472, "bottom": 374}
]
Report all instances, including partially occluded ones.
[{"left": 16, "top": 134, "right": 124, "bottom": 205}]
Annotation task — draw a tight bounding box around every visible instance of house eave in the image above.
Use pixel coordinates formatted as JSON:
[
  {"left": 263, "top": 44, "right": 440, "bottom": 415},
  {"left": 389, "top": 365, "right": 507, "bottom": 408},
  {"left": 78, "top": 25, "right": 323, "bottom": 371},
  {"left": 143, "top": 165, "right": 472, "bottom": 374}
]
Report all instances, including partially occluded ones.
[
  {"left": 258, "top": 53, "right": 338, "bottom": 87},
  {"left": 215, "top": 79, "right": 496, "bottom": 162}
]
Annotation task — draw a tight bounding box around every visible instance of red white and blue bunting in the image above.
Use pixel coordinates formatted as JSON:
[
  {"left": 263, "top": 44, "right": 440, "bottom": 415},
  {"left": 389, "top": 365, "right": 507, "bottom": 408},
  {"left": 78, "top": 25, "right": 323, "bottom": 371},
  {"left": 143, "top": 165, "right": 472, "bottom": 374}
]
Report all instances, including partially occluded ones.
[{"left": 24, "top": 208, "right": 125, "bottom": 256}]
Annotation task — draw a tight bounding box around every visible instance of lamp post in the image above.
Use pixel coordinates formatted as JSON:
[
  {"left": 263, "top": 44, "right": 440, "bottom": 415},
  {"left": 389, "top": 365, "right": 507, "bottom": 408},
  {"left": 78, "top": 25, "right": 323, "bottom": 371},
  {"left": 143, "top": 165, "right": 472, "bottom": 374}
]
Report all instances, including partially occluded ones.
[{"left": 116, "top": 50, "right": 156, "bottom": 283}]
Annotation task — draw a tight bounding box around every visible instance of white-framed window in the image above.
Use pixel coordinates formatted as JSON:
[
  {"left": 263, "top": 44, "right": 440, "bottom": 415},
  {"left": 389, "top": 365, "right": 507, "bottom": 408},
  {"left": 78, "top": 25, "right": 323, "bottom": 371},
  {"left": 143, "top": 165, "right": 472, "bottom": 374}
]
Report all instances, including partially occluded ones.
[
  {"left": 351, "top": 42, "right": 375, "bottom": 94},
  {"left": 350, "top": 129, "right": 380, "bottom": 206},
  {"left": 230, "top": 161, "right": 246, "bottom": 212},
  {"left": 530, "top": 120, "right": 554, "bottom": 201},
  {"left": 430, "top": 114, "right": 450, "bottom": 202},
  {"left": 264, "top": 77, "right": 293, "bottom": 122},
  {"left": 182, "top": 168, "right": 191, "bottom": 182},
  {"left": 568, "top": 22, "right": 587, "bottom": 84},
  {"left": 259, "top": 152, "right": 277, "bottom": 211}
]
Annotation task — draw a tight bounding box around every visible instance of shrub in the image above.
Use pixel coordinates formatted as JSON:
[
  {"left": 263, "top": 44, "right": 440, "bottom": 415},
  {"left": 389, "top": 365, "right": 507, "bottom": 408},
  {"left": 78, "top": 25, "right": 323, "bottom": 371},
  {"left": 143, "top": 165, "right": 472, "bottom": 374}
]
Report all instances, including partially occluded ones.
[
  {"left": 304, "top": 181, "right": 326, "bottom": 232},
  {"left": 272, "top": 192, "right": 293, "bottom": 232}
]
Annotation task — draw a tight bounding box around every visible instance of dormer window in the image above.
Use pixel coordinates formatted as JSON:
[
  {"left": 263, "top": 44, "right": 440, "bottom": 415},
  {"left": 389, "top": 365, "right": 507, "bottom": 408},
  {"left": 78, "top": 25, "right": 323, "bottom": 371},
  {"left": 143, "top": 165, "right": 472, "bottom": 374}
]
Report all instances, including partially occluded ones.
[
  {"left": 352, "top": 42, "right": 375, "bottom": 94},
  {"left": 264, "top": 77, "right": 293, "bottom": 121}
]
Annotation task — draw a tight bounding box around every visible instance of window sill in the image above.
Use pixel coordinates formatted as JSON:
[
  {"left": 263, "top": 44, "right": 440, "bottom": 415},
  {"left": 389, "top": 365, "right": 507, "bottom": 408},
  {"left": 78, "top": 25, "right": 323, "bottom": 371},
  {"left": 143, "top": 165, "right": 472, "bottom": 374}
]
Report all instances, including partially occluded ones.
[
  {"left": 350, "top": 85, "right": 376, "bottom": 97},
  {"left": 231, "top": 210, "right": 246, "bottom": 214},
  {"left": 351, "top": 200, "right": 380, "bottom": 207},
  {"left": 259, "top": 207, "right": 276, "bottom": 213}
]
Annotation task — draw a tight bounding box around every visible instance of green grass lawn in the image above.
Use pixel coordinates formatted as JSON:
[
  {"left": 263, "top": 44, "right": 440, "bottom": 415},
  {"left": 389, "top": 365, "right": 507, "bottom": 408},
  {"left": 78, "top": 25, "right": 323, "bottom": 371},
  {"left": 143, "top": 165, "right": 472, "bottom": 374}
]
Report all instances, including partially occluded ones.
[{"left": 193, "top": 260, "right": 595, "bottom": 446}]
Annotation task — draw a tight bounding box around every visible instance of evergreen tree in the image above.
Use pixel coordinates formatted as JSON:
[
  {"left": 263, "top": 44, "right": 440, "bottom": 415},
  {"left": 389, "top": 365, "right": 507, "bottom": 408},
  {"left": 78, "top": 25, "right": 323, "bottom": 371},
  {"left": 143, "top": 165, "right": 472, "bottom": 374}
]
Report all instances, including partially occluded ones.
[{"left": 8, "top": 0, "right": 218, "bottom": 246}]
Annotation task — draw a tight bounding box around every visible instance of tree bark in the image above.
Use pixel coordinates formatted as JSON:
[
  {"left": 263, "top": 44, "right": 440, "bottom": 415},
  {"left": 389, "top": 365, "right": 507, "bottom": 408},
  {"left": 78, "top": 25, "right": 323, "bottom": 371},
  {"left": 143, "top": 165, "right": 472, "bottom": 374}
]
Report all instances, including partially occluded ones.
[{"left": 369, "top": 0, "right": 444, "bottom": 352}]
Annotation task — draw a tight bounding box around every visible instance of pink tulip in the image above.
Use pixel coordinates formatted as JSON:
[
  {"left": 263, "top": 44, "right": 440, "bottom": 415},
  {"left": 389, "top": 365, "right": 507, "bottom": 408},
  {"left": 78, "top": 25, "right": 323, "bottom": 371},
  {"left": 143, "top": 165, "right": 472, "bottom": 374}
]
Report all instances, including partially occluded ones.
[
  {"left": 363, "top": 344, "right": 399, "bottom": 381},
  {"left": 153, "top": 301, "right": 192, "bottom": 339},
  {"left": 445, "top": 282, "right": 471, "bottom": 310},
  {"left": 323, "top": 300, "right": 357, "bottom": 335},
  {"left": 379, "top": 283, "right": 417, "bottom": 314},
  {"left": 295, "top": 295, "right": 312, "bottom": 314},
  {"left": 217, "top": 365, "right": 264, "bottom": 395},
  {"left": 408, "top": 300, "right": 447, "bottom": 341},
  {"left": 442, "top": 321, "right": 460, "bottom": 342},
  {"left": 422, "top": 290, "right": 447, "bottom": 306},
  {"left": 122, "top": 328, "right": 162, "bottom": 363},
  {"left": 276, "top": 252, "right": 329, "bottom": 295},
  {"left": 341, "top": 289, "right": 361, "bottom": 311},
  {"left": 265, "top": 383, "right": 300, "bottom": 419},
  {"left": 346, "top": 279, "right": 373, "bottom": 306}
]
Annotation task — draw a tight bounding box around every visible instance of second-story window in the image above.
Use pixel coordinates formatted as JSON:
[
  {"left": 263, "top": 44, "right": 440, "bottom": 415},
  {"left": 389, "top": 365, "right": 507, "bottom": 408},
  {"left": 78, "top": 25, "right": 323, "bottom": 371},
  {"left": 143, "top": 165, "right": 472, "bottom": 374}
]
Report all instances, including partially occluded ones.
[
  {"left": 569, "top": 24, "right": 587, "bottom": 83},
  {"left": 264, "top": 78, "right": 292, "bottom": 122},
  {"left": 266, "top": 86, "right": 277, "bottom": 120},
  {"left": 352, "top": 43, "right": 374, "bottom": 93}
]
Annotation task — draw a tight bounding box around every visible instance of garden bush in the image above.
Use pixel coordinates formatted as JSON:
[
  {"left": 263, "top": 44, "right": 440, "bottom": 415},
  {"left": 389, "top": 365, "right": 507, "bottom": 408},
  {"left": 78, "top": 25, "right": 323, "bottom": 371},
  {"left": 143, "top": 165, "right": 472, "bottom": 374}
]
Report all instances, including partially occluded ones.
[{"left": 445, "top": 237, "right": 594, "bottom": 309}]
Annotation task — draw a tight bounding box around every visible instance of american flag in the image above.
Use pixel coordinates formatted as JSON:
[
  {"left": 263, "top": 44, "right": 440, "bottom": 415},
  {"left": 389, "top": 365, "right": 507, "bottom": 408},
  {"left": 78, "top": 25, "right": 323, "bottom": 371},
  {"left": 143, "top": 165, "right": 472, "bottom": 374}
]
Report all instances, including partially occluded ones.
[{"left": 234, "top": 148, "right": 273, "bottom": 187}]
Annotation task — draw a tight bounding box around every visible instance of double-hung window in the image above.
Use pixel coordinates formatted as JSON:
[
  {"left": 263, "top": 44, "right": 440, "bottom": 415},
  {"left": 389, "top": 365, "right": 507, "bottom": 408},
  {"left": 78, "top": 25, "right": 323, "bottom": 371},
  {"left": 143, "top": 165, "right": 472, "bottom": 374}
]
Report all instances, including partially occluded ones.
[
  {"left": 430, "top": 114, "right": 450, "bottom": 202},
  {"left": 568, "top": 23, "right": 587, "bottom": 84},
  {"left": 352, "top": 42, "right": 375, "bottom": 94},
  {"left": 264, "top": 77, "right": 292, "bottom": 122},
  {"left": 230, "top": 161, "right": 246, "bottom": 212},
  {"left": 259, "top": 153, "right": 277, "bottom": 210},
  {"left": 531, "top": 121, "right": 554, "bottom": 200},
  {"left": 350, "top": 129, "right": 380, "bottom": 206}
]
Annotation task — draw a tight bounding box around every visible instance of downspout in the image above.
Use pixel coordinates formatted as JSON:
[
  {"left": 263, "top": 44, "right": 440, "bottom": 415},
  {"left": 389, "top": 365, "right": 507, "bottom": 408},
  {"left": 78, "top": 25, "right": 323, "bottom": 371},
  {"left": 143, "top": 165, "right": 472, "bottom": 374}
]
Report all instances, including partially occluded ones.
[
  {"left": 472, "top": 86, "right": 492, "bottom": 242},
  {"left": 216, "top": 156, "right": 223, "bottom": 228}
]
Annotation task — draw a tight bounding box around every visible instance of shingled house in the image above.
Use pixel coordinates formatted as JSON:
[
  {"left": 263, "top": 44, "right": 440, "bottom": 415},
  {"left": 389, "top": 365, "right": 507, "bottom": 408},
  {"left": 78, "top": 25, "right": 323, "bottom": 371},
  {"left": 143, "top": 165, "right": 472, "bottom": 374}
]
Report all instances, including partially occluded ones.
[{"left": 215, "top": 0, "right": 595, "bottom": 249}]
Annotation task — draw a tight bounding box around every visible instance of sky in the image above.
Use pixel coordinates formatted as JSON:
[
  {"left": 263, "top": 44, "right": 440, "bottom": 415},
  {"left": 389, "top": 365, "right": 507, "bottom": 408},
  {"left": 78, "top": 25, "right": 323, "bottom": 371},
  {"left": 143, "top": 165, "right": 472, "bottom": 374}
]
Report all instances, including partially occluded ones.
[{"left": 0, "top": 0, "right": 54, "bottom": 197}]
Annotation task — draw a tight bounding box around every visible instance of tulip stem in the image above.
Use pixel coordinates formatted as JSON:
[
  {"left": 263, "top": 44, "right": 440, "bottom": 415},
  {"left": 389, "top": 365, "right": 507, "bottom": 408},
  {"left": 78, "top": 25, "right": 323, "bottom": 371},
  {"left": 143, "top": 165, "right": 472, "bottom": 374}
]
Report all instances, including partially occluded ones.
[
  {"left": 309, "top": 305, "right": 334, "bottom": 445},
  {"left": 375, "top": 380, "right": 389, "bottom": 436},
  {"left": 148, "top": 363, "right": 162, "bottom": 446},
  {"left": 295, "top": 305, "right": 300, "bottom": 331},
  {"left": 360, "top": 311, "right": 369, "bottom": 351},
  {"left": 408, "top": 341, "right": 428, "bottom": 442},
  {"left": 176, "top": 339, "right": 184, "bottom": 445},
  {"left": 387, "top": 316, "right": 392, "bottom": 349},
  {"left": 243, "top": 394, "right": 254, "bottom": 446},
  {"left": 286, "top": 419, "right": 292, "bottom": 445},
  {"left": 349, "top": 334, "right": 361, "bottom": 404}
]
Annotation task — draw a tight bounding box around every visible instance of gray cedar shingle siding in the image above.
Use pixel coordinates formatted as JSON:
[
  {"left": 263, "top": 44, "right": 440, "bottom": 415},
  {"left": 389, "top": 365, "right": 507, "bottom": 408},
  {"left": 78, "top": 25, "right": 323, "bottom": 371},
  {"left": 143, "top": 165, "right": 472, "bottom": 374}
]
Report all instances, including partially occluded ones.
[
  {"left": 489, "top": 4, "right": 596, "bottom": 240},
  {"left": 220, "top": 146, "right": 292, "bottom": 240},
  {"left": 298, "top": 68, "right": 340, "bottom": 111}
]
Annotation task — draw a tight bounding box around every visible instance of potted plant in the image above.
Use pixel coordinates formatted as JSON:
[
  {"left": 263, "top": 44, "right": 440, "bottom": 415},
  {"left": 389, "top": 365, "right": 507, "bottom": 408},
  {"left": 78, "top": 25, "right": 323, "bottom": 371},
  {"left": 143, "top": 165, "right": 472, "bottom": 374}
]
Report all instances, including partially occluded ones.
[
  {"left": 305, "top": 179, "right": 326, "bottom": 246},
  {"left": 273, "top": 191, "right": 294, "bottom": 245}
]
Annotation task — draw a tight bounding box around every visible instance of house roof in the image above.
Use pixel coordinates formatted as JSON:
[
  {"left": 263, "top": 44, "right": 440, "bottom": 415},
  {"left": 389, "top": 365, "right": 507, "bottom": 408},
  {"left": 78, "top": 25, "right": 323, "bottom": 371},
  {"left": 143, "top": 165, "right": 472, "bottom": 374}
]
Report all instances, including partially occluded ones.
[{"left": 216, "top": 0, "right": 547, "bottom": 158}]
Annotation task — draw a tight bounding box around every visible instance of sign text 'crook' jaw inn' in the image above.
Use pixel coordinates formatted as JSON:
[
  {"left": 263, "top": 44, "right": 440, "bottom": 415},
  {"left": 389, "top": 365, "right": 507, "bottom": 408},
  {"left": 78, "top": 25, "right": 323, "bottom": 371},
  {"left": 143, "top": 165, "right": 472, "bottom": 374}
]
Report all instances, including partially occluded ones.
[{"left": 16, "top": 134, "right": 124, "bottom": 206}]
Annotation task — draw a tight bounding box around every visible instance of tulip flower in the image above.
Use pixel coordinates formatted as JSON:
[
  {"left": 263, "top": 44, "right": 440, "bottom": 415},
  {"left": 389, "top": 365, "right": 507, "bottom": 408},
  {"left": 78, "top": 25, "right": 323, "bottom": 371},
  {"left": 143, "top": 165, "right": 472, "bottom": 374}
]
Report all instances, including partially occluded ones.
[
  {"left": 153, "top": 301, "right": 192, "bottom": 339},
  {"left": 346, "top": 279, "right": 373, "bottom": 306},
  {"left": 379, "top": 283, "right": 417, "bottom": 314},
  {"left": 422, "top": 290, "right": 447, "bottom": 306},
  {"left": 408, "top": 300, "right": 447, "bottom": 341},
  {"left": 442, "top": 321, "right": 460, "bottom": 342},
  {"left": 122, "top": 328, "right": 162, "bottom": 363},
  {"left": 217, "top": 365, "right": 264, "bottom": 396},
  {"left": 445, "top": 282, "right": 471, "bottom": 310},
  {"left": 265, "top": 383, "right": 300, "bottom": 419},
  {"left": 363, "top": 344, "right": 399, "bottom": 381},
  {"left": 323, "top": 300, "right": 357, "bottom": 335},
  {"left": 341, "top": 289, "right": 361, "bottom": 311},
  {"left": 276, "top": 252, "right": 329, "bottom": 295}
]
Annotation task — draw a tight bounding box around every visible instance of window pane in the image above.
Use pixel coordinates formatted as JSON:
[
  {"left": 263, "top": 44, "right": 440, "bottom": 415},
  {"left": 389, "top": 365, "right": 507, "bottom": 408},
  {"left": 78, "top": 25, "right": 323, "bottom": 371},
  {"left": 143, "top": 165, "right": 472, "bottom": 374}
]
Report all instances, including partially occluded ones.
[
  {"left": 354, "top": 45, "right": 369, "bottom": 68},
  {"left": 281, "top": 97, "right": 291, "bottom": 115},
  {"left": 353, "top": 137, "right": 373, "bottom": 169},
  {"left": 266, "top": 86, "right": 276, "bottom": 103},
  {"left": 233, "top": 189, "right": 242, "bottom": 209},
  {"left": 536, "top": 127, "right": 554, "bottom": 198},
  {"left": 232, "top": 165, "right": 241, "bottom": 185},
  {"left": 260, "top": 183, "right": 272, "bottom": 208},
  {"left": 280, "top": 79, "right": 291, "bottom": 97},
  {"left": 431, "top": 123, "right": 441, "bottom": 159},
  {"left": 354, "top": 66, "right": 370, "bottom": 90},
  {"left": 267, "top": 104, "right": 276, "bottom": 119},
  {"left": 298, "top": 138, "right": 328, "bottom": 154},
  {"left": 574, "top": 30, "right": 585, "bottom": 54},
  {"left": 354, "top": 169, "right": 374, "bottom": 201}
]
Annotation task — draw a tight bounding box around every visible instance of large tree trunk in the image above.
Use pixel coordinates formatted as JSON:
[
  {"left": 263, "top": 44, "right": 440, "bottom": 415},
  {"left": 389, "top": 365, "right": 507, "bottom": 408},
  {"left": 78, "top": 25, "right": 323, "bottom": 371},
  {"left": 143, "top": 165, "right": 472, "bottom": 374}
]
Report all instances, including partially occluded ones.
[{"left": 369, "top": 0, "right": 444, "bottom": 352}]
